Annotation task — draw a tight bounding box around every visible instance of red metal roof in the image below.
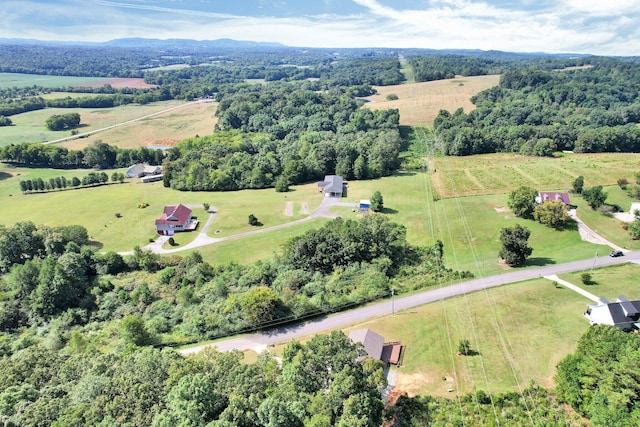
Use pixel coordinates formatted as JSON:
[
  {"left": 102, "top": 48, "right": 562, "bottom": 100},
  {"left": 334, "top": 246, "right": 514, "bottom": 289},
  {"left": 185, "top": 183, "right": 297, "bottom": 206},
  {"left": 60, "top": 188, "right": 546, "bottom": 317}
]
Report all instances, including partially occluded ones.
[{"left": 155, "top": 204, "right": 192, "bottom": 226}]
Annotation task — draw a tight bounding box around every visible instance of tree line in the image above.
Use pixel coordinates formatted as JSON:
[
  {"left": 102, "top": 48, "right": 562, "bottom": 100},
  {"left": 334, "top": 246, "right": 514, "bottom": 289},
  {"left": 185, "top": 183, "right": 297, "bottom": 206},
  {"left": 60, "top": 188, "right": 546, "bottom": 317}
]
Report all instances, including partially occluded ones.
[
  {"left": 433, "top": 57, "right": 640, "bottom": 155},
  {"left": 19, "top": 171, "right": 125, "bottom": 194},
  {"left": 0, "top": 141, "right": 164, "bottom": 169}
]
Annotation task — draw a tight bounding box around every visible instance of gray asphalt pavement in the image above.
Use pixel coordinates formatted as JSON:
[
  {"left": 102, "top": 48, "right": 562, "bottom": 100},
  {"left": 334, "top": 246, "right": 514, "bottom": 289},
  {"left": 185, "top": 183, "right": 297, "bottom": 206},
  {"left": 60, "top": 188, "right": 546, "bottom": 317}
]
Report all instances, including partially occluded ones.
[{"left": 180, "top": 250, "right": 639, "bottom": 354}]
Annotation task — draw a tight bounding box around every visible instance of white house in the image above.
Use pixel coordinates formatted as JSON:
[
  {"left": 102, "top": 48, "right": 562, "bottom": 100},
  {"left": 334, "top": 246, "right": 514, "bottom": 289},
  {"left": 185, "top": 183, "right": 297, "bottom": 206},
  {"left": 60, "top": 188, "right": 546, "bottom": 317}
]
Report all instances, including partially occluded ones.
[
  {"left": 584, "top": 295, "right": 640, "bottom": 331},
  {"left": 155, "top": 204, "right": 198, "bottom": 236},
  {"left": 317, "top": 175, "right": 344, "bottom": 198},
  {"left": 126, "top": 163, "right": 162, "bottom": 178}
]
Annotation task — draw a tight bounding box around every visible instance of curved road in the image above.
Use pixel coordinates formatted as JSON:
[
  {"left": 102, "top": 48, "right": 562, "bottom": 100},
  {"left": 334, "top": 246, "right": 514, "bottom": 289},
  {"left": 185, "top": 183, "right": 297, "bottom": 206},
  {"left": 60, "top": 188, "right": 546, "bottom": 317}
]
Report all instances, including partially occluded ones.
[{"left": 180, "top": 250, "right": 640, "bottom": 355}]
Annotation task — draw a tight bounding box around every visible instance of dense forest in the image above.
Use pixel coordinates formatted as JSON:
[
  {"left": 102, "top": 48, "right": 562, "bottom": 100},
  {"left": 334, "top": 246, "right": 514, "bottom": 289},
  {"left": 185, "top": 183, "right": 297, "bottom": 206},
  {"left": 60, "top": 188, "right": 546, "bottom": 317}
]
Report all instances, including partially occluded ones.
[
  {"left": 434, "top": 58, "right": 640, "bottom": 155},
  {"left": 163, "top": 81, "right": 402, "bottom": 191}
]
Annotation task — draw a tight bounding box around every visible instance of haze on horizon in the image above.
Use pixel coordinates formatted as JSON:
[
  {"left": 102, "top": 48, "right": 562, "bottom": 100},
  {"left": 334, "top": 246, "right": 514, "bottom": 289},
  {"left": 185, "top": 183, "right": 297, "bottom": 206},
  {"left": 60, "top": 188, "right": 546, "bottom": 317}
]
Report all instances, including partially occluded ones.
[{"left": 2, "top": 0, "right": 639, "bottom": 56}]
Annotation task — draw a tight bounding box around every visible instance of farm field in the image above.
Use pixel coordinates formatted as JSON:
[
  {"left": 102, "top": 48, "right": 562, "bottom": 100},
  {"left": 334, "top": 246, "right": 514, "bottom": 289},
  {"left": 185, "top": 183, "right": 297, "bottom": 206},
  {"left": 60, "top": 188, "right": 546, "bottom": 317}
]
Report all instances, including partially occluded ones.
[
  {"left": 0, "top": 159, "right": 618, "bottom": 273},
  {"left": 0, "top": 164, "right": 324, "bottom": 253},
  {"left": 0, "top": 72, "right": 102, "bottom": 89},
  {"left": 363, "top": 75, "right": 500, "bottom": 126},
  {"left": 431, "top": 152, "right": 640, "bottom": 198},
  {"left": 0, "top": 99, "right": 195, "bottom": 147},
  {"left": 60, "top": 100, "right": 219, "bottom": 150}
]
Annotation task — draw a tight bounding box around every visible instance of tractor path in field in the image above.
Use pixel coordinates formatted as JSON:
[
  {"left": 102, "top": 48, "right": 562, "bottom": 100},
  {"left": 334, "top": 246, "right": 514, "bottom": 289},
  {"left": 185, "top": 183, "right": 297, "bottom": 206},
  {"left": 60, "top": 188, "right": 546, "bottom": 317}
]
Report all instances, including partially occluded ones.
[{"left": 43, "top": 99, "right": 215, "bottom": 145}]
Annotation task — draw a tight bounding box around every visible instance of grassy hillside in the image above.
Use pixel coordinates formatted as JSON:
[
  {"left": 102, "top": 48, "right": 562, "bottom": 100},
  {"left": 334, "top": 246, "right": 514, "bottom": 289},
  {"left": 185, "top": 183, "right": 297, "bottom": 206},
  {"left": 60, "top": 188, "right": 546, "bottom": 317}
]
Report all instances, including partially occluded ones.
[{"left": 363, "top": 75, "right": 500, "bottom": 127}]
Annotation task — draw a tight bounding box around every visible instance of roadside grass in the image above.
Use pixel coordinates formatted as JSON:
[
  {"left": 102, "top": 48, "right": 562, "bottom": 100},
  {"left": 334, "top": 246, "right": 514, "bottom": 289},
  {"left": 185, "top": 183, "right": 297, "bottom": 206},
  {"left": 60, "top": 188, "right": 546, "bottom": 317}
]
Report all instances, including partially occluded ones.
[
  {"left": 0, "top": 100, "right": 187, "bottom": 146},
  {"left": 571, "top": 185, "right": 640, "bottom": 250},
  {"left": 60, "top": 101, "right": 219, "bottom": 150},
  {"left": 363, "top": 75, "right": 500, "bottom": 127},
  {"left": 341, "top": 276, "right": 590, "bottom": 396},
  {"left": 0, "top": 72, "right": 102, "bottom": 89},
  {"left": 559, "top": 263, "right": 640, "bottom": 297}
]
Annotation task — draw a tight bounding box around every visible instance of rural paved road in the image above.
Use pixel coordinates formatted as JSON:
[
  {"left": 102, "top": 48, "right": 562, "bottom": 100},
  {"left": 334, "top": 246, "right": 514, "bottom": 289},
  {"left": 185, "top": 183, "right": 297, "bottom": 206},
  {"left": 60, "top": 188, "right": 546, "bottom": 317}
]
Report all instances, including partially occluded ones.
[{"left": 179, "top": 250, "right": 640, "bottom": 355}]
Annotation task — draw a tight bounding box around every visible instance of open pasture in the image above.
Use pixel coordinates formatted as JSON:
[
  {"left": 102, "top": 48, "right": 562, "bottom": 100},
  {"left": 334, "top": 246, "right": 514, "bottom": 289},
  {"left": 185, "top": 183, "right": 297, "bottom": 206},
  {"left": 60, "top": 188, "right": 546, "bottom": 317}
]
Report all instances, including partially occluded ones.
[
  {"left": 341, "top": 263, "right": 640, "bottom": 397},
  {"left": 0, "top": 100, "right": 189, "bottom": 146},
  {"left": 431, "top": 152, "right": 640, "bottom": 198},
  {"left": 344, "top": 276, "right": 591, "bottom": 396},
  {"left": 0, "top": 164, "right": 324, "bottom": 253},
  {"left": 60, "top": 100, "right": 219, "bottom": 150},
  {"left": 0, "top": 72, "right": 102, "bottom": 89},
  {"left": 363, "top": 75, "right": 500, "bottom": 127}
]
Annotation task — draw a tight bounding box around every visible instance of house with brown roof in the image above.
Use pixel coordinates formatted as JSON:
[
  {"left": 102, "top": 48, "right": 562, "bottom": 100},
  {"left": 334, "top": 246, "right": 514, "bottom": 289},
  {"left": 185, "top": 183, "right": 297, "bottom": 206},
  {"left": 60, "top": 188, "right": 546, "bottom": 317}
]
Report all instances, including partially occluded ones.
[{"left": 155, "top": 204, "right": 198, "bottom": 236}]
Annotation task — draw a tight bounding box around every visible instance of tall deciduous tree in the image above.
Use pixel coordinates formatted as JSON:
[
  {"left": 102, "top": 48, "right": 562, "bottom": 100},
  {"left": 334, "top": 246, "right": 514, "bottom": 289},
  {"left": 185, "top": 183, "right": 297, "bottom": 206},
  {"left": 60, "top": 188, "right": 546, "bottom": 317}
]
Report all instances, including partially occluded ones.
[
  {"left": 534, "top": 200, "right": 572, "bottom": 229},
  {"left": 499, "top": 224, "right": 533, "bottom": 266},
  {"left": 572, "top": 176, "right": 584, "bottom": 194},
  {"left": 507, "top": 186, "right": 538, "bottom": 219},
  {"left": 582, "top": 186, "right": 607, "bottom": 209}
]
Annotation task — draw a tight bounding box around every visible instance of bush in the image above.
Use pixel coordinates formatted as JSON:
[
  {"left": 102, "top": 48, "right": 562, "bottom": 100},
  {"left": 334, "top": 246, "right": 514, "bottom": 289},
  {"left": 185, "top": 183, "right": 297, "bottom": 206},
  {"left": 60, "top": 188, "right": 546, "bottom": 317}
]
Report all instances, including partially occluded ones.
[
  {"left": 168, "top": 237, "right": 175, "bottom": 246},
  {"left": 248, "top": 214, "right": 259, "bottom": 226},
  {"left": 386, "top": 93, "right": 399, "bottom": 101},
  {"left": 138, "top": 202, "right": 149, "bottom": 209},
  {"left": 115, "top": 212, "right": 122, "bottom": 218},
  {"left": 618, "top": 178, "right": 629, "bottom": 189},
  {"left": 580, "top": 272, "right": 592, "bottom": 284},
  {"left": 203, "top": 202, "right": 210, "bottom": 211}
]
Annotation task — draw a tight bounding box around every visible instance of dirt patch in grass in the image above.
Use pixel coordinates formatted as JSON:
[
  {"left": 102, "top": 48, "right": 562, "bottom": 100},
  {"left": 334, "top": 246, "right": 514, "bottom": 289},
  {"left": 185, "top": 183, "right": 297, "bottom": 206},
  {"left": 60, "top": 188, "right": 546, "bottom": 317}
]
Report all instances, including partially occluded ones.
[
  {"left": 494, "top": 206, "right": 508, "bottom": 213},
  {"left": 72, "top": 77, "right": 158, "bottom": 89}
]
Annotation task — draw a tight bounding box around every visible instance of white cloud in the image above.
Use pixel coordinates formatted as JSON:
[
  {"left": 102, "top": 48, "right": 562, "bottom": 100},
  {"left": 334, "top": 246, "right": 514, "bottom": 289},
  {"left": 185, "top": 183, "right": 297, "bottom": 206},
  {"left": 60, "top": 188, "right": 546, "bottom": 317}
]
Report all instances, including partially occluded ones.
[{"left": 0, "top": 0, "right": 637, "bottom": 55}]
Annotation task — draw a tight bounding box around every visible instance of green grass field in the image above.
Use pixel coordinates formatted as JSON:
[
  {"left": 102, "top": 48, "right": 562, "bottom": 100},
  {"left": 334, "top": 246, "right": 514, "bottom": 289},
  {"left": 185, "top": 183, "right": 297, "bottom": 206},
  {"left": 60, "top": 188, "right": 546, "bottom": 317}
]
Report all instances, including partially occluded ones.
[
  {"left": 0, "top": 100, "right": 187, "bottom": 146},
  {"left": 431, "top": 152, "right": 640, "bottom": 198},
  {"left": 0, "top": 72, "right": 103, "bottom": 89},
  {"left": 0, "top": 164, "right": 325, "bottom": 253},
  {"left": 265, "top": 262, "right": 638, "bottom": 397}
]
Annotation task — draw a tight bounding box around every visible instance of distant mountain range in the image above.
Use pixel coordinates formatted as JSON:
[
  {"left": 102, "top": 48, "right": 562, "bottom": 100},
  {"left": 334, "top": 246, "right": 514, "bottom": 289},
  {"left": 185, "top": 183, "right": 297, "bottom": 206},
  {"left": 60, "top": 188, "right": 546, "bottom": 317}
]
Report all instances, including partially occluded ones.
[
  {"left": 0, "top": 37, "right": 285, "bottom": 49},
  {"left": 0, "top": 37, "right": 590, "bottom": 58}
]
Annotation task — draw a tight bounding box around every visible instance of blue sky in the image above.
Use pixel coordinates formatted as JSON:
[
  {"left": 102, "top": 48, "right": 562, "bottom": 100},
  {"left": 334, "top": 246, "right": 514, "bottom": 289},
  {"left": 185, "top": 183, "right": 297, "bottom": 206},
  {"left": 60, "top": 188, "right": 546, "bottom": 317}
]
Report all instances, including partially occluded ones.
[{"left": 2, "top": 0, "right": 638, "bottom": 55}]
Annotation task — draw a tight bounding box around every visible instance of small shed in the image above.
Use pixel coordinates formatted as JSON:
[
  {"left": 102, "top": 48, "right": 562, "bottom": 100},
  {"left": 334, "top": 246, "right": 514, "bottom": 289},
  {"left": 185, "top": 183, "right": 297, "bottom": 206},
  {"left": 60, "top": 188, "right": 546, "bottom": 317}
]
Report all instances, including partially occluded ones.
[{"left": 359, "top": 199, "right": 371, "bottom": 213}]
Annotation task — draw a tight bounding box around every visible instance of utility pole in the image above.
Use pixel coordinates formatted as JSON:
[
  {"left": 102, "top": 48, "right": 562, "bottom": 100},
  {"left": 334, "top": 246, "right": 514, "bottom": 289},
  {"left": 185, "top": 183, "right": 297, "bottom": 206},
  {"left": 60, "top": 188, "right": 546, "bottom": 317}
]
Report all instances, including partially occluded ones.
[
  {"left": 391, "top": 288, "right": 395, "bottom": 315},
  {"left": 591, "top": 251, "right": 598, "bottom": 273}
]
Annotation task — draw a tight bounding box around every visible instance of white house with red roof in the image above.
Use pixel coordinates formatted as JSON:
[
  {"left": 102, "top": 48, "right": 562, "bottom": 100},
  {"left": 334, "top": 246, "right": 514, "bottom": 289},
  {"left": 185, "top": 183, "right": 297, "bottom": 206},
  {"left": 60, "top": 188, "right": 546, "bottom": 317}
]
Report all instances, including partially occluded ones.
[{"left": 155, "top": 204, "right": 198, "bottom": 235}]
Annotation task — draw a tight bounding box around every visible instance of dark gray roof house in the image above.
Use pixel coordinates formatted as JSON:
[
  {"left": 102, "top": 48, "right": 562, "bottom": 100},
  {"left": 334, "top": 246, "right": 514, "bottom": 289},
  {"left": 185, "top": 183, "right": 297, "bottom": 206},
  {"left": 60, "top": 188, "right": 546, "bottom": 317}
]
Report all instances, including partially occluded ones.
[
  {"left": 349, "top": 329, "right": 385, "bottom": 360},
  {"left": 584, "top": 295, "right": 640, "bottom": 331},
  {"left": 318, "top": 175, "right": 344, "bottom": 197},
  {"left": 348, "top": 328, "right": 405, "bottom": 366}
]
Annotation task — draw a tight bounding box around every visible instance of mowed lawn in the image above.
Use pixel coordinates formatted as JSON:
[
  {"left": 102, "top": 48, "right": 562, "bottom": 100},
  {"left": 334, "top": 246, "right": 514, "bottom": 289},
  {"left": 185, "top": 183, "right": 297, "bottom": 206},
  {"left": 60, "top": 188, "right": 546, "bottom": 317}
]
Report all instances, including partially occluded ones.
[
  {"left": 0, "top": 164, "right": 325, "bottom": 253},
  {"left": 335, "top": 171, "right": 609, "bottom": 277},
  {"left": 334, "top": 263, "right": 640, "bottom": 397},
  {"left": 363, "top": 75, "right": 500, "bottom": 127}
]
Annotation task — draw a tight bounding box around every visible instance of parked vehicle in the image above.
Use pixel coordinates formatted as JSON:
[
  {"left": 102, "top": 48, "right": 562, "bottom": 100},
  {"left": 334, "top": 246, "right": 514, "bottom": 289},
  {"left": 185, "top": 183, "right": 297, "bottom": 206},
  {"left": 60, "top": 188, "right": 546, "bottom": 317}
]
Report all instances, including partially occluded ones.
[{"left": 610, "top": 250, "right": 624, "bottom": 257}]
